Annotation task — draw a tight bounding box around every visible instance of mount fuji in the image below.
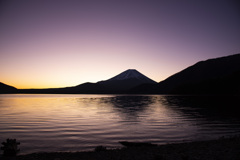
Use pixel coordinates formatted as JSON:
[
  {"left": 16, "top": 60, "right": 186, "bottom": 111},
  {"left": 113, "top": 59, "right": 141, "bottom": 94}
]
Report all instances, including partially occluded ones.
[
  {"left": 106, "top": 69, "right": 156, "bottom": 83},
  {"left": 70, "top": 69, "right": 157, "bottom": 93},
  {"left": 18, "top": 69, "right": 157, "bottom": 94},
  {"left": 96, "top": 69, "right": 157, "bottom": 91}
]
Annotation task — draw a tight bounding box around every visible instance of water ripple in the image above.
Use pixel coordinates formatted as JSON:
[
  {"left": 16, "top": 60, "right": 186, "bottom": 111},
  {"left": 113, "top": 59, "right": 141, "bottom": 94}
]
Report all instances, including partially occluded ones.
[{"left": 0, "top": 94, "right": 240, "bottom": 155}]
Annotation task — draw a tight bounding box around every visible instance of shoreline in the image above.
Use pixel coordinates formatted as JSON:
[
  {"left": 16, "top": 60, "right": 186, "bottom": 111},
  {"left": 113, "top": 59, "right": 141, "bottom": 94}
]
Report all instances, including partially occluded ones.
[{"left": 3, "top": 136, "right": 239, "bottom": 160}]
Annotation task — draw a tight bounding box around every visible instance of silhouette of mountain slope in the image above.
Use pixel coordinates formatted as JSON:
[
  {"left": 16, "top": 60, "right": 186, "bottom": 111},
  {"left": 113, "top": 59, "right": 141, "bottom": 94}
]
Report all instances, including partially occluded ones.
[
  {"left": 69, "top": 69, "right": 157, "bottom": 93},
  {"left": 107, "top": 69, "right": 156, "bottom": 83},
  {"left": 156, "top": 53, "right": 240, "bottom": 94},
  {"left": 97, "top": 69, "right": 157, "bottom": 91},
  {"left": 0, "top": 82, "right": 18, "bottom": 93},
  {"left": 5, "top": 54, "right": 240, "bottom": 94},
  {"left": 18, "top": 69, "right": 157, "bottom": 94}
]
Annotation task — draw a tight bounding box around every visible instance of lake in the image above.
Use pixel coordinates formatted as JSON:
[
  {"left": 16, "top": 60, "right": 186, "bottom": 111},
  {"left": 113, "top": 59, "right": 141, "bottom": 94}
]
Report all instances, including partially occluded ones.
[{"left": 0, "top": 94, "right": 240, "bottom": 155}]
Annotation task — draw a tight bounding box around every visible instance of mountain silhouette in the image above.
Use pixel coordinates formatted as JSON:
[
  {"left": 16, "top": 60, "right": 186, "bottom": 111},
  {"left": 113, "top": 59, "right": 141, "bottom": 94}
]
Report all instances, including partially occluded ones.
[
  {"left": 18, "top": 69, "right": 157, "bottom": 94},
  {"left": 158, "top": 53, "right": 240, "bottom": 94},
  {"left": 70, "top": 69, "right": 157, "bottom": 93},
  {"left": 97, "top": 69, "right": 156, "bottom": 91},
  {"left": 3, "top": 54, "right": 240, "bottom": 94},
  {"left": 106, "top": 69, "right": 156, "bottom": 83},
  {"left": 0, "top": 82, "right": 18, "bottom": 93},
  {"left": 132, "top": 53, "right": 240, "bottom": 94}
]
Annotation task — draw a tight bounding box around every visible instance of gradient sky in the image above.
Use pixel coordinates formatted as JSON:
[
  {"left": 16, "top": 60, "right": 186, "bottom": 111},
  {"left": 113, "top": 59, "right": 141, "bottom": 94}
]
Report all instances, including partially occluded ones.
[{"left": 1, "top": 0, "right": 240, "bottom": 89}]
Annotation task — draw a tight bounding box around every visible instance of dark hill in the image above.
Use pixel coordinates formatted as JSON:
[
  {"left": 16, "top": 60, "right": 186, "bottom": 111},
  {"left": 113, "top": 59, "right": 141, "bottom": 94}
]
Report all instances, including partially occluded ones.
[
  {"left": 157, "top": 53, "right": 240, "bottom": 94},
  {"left": 0, "top": 82, "right": 18, "bottom": 93}
]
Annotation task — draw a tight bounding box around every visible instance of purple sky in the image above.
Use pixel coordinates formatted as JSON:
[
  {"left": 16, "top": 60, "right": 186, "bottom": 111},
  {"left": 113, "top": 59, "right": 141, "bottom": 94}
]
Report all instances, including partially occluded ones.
[{"left": 1, "top": 0, "right": 240, "bottom": 88}]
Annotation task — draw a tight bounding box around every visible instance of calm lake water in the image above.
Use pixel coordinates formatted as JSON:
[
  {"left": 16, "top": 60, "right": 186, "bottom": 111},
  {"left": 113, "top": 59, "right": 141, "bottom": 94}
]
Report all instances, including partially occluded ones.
[{"left": 0, "top": 94, "right": 240, "bottom": 155}]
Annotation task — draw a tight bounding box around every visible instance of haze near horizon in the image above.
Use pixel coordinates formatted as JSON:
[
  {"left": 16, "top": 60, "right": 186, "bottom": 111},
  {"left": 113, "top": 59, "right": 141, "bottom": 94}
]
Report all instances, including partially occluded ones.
[{"left": 1, "top": 0, "right": 240, "bottom": 89}]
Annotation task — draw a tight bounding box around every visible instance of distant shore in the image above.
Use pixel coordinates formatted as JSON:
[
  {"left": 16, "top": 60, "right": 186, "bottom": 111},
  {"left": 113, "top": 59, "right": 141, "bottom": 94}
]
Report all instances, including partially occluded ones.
[{"left": 3, "top": 136, "right": 238, "bottom": 160}]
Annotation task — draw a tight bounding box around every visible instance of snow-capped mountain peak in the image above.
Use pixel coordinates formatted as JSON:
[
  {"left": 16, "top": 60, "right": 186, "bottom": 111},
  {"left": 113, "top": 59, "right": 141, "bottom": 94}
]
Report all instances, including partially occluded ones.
[{"left": 107, "top": 69, "right": 156, "bottom": 83}]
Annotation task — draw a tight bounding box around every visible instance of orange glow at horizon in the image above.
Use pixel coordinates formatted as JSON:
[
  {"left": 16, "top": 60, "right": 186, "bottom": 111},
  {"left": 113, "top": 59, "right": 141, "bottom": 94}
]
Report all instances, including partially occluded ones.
[{"left": 2, "top": 66, "right": 175, "bottom": 89}]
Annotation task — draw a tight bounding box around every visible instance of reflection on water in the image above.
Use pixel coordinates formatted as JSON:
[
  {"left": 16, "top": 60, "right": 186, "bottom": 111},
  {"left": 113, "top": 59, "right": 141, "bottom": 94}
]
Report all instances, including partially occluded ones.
[
  {"left": 0, "top": 94, "right": 240, "bottom": 155},
  {"left": 161, "top": 95, "right": 240, "bottom": 120},
  {"left": 99, "top": 96, "right": 156, "bottom": 120}
]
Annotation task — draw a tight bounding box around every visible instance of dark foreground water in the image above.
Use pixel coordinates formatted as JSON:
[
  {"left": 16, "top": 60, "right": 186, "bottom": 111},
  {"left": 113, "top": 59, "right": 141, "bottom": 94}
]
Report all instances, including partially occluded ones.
[{"left": 0, "top": 94, "right": 240, "bottom": 155}]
